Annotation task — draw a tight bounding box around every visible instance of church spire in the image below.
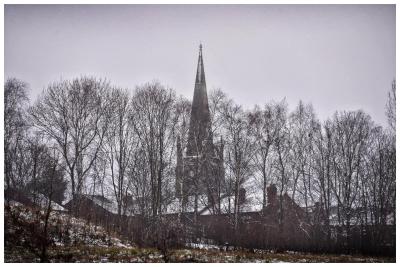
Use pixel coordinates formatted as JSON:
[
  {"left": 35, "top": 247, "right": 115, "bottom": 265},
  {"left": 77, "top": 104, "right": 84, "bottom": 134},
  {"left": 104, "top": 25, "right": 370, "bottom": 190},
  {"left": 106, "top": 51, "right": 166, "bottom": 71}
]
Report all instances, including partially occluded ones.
[
  {"left": 176, "top": 45, "right": 225, "bottom": 202},
  {"left": 186, "top": 44, "right": 212, "bottom": 156}
]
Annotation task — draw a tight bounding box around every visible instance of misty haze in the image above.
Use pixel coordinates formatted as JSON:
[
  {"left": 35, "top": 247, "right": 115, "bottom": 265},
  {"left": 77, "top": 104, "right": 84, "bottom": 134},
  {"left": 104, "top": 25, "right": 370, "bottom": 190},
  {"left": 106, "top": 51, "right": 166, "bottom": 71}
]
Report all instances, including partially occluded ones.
[{"left": 4, "top": 4, "right": 396, "bottom": 263}]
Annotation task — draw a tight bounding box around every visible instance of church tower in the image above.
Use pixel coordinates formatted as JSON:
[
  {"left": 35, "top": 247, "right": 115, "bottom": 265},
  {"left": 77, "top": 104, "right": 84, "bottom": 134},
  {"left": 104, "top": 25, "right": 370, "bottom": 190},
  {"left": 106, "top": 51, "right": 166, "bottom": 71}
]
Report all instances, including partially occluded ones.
[{"left": 176, "top": 45, "right": 224, "bottom": 213}]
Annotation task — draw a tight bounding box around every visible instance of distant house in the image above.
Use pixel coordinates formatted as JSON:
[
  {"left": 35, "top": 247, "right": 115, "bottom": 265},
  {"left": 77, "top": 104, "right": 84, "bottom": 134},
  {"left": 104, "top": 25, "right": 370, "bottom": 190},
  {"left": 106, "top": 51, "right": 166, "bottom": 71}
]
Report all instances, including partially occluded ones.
[
  {"left": 64, "top": 194, "right": 118, "bottom": 227},
  {"left": 262, "top": 184, "right": 307, "bottom": 223},
  {"left": 5, "top": 187, "right": 65, "bottom": 211},
  {"left": 5, "top": 187, "right": 35, "bottom": 207}
]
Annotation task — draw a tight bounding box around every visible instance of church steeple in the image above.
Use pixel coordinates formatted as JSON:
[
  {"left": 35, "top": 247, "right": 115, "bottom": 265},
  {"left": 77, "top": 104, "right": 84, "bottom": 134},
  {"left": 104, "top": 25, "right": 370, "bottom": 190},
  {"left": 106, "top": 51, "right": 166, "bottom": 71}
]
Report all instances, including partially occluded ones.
[
  {"left": 195, "top": 44, "right": 206, "bottom": 84},
  {"left": 176, "top": 45, "right": 225, "bottom": 204},
  {"left": 186, "top": 44, "right": 212, "bottom": 156}
]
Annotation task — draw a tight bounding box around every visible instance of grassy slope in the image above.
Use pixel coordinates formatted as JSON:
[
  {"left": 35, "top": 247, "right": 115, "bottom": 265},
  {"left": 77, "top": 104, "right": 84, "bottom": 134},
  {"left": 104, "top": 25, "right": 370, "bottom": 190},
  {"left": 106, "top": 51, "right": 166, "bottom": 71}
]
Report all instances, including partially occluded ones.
[{"left": 4, "top": 201, "right": 395, "bottom": 263}]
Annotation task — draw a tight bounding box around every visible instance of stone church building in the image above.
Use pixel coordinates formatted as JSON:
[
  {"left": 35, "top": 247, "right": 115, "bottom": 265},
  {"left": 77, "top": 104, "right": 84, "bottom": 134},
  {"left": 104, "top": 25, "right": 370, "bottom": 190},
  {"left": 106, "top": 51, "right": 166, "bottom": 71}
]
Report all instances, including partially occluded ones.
[{"left": 175, "top": 45, "right": 225, "bottom": 213}]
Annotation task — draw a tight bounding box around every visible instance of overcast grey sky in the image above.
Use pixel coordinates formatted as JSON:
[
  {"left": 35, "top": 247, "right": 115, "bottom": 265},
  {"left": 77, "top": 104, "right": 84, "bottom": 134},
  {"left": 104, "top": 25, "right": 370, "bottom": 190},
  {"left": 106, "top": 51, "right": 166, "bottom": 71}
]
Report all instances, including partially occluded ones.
[{"left": 5, "top": 4, "right": 395, "bottom": 126}]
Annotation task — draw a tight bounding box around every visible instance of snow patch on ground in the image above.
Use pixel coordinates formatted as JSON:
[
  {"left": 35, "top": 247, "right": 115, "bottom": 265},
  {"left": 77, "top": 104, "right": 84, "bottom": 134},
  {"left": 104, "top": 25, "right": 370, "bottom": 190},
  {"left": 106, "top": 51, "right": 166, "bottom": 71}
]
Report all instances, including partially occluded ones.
[
  {"left": 6, "top": 201, "right": 134, "bottom": 249},
  {"left": 28, "top": 193, "right": 65, "bottom": 211},
  {"left": 186, "top": 242, "right": 220, "bottom": 250}
]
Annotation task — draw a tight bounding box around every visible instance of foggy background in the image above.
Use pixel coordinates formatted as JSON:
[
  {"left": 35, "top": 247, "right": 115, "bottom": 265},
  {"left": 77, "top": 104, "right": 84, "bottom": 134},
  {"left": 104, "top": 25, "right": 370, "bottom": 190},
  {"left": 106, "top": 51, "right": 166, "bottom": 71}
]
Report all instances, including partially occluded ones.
[{"left": 5, "top": 4, "right": 395, "bottom": 126}]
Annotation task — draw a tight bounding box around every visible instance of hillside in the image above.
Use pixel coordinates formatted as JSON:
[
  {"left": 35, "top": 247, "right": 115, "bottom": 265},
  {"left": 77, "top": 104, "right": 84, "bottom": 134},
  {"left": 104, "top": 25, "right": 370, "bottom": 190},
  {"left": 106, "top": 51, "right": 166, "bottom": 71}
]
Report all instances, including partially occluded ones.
[
  {"left": 4, "top": 201, "right": 394, "bottom": 263},
  {"left": 5, "top": 201, "right": 134, "bottom": 262}
]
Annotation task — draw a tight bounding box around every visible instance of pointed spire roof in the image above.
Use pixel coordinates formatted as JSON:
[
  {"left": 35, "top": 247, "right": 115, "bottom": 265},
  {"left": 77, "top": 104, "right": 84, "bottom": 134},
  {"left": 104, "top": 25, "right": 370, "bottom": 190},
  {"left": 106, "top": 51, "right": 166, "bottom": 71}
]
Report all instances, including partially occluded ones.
[
  {"left": 195, "top": 44, "right": 206, "bottom": 84},
  {"left": 186, "top": 44, "right": 213, "bottom": 156}
]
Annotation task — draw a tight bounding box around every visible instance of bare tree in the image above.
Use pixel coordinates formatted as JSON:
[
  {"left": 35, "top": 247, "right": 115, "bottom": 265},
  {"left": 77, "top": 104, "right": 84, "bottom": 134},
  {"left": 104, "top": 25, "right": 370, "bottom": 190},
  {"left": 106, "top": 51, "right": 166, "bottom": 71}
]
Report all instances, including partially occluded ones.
[
  {"left": 288, "top": 101, "right": 319, "bottom": 214},
  {"left": 221, "top": 100, "right": 254, "bottom": 234},
  {"left": 209, "top": 88, "right": 228, "bottom": 138},
  {"left": 386, "top": 80, "right": 396, "bottom": 133},
  {"left": 272, "top": 102, "right": 291, "bottom": 235},
  {"left": 313, "top": 120, "right": 335, "bottom": 244},
  {"left": 26, "top": 134, "right": 67, "bottom": 205},
  {"left": 174, "top": 97, "right": 192, "bottom": 213},
  {"left": 102, "top": 88, "right": 137, "bottom": 218},
  {"left": 4, "top": 78, "right": 30, "bottom": 189},
  {"left": 38, "top": 148, "right": 63, "bottom": 262},
  {"left": 131, "top": 82, "right": 178, "bottom": 217},
  {"left": 127, "top": 145, "right": 152, "bottom": 217},
  {"left": 248, "top": 100, "right": 285, "bottom": 210},
  {"left": 363, "top": 127, "right": 395, "bottom": 227},
  {"left": 29, "top": 77, "right": 111, "bottom": 201},
  {"left": 328, "top": 111, "right": 372, "bottom": 247}
]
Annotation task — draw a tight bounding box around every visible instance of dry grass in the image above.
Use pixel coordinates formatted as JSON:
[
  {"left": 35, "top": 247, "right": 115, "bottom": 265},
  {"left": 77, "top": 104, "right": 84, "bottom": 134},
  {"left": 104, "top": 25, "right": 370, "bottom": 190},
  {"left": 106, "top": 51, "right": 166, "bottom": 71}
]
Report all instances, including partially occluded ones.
[
  {"left": 168, "top": 248, "right": 395, "bottom": 263},
  {"left": 5, "top": 202, "right": 395, "bottom": 263},
  {"left": 6, "top": 243, "right": 395, "bottom": 263}
]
